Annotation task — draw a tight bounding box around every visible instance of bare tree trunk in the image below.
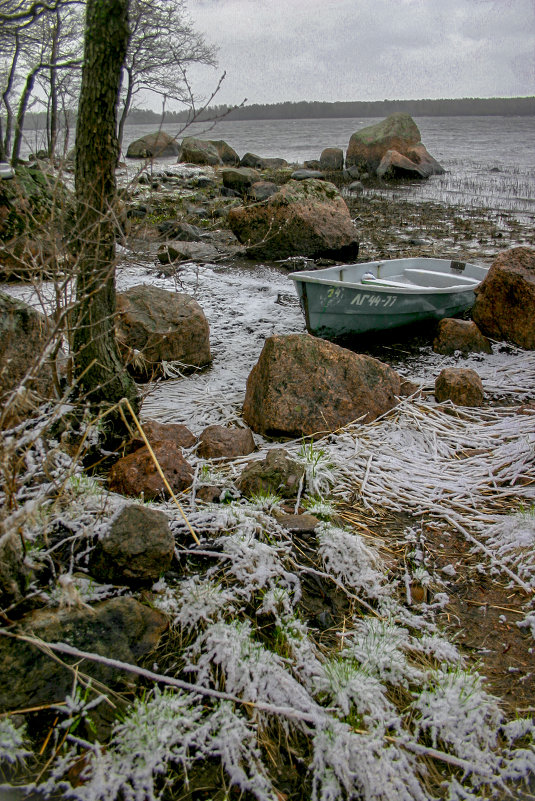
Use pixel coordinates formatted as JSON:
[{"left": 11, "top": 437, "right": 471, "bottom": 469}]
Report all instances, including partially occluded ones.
[
  {"left": 116, "top": 65, "right": 133, "bottom": 154},
  {"left": 47, "top": 10, "right": 61, "bottom": 158},
  {"left": 12, "top": 65, "right": 40, "bottom": 163},
  {"left": 73, "top": 0, "right": 138, "bottom": 415},
  {"left": 3, "top": 31, "right": 21, "bottom": 160}
]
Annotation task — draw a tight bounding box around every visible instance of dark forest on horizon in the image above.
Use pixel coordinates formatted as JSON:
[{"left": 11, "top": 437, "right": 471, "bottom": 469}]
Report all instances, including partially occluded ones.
[{"left": 23, "top": 96, "right": 535, "bottom": 130}]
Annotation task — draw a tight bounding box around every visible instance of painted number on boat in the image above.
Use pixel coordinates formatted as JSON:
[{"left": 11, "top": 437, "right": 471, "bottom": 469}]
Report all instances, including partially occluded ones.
[
  {"left": 326, "top": 287, "right": 397, "bottom": 308},
  {"left": 349, "top": 292, "right": 397, "bottom": 308}
]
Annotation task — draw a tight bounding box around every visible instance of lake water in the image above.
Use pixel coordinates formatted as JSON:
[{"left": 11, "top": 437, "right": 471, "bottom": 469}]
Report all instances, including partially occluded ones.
[
  {"left": 20, "top": 115, "right": 535, "bottom": 215},
  {"left": 12, "top": 114, "right": 535, "bottom": 426},
  {"left": 119, "top": 115, "right": 535, "bottom": 216}
]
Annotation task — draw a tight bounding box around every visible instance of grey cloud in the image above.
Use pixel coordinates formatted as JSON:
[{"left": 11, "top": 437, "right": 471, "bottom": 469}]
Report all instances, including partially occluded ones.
[{"left": 185, "top": 0, "right": 534, "bottom": 105}]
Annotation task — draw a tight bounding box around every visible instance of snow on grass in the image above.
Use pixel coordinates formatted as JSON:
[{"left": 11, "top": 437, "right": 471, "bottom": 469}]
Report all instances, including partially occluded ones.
[
  {"left": 4, "top": 254, "right": 535, "bottom": 798},
  {"left": 0, "top": 719, "right": 30, "bottom": 765},
  {"left": 317, "top": 522, "right": 387, "bottom": 600},
  {"left": 48, "top": 691, "right": 276, "bottom": 801}
]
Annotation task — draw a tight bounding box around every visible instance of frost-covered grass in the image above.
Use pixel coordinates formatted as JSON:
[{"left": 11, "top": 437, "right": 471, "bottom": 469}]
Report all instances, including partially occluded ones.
[
  {"left": 10, "top": 483, "right": 530, "bottom": 800},
  {"left": 3, "top": 260, "right": 535, "bottom": 799},
  {"left": 5, "top": 391, "right": 535, "bottom": 798}
]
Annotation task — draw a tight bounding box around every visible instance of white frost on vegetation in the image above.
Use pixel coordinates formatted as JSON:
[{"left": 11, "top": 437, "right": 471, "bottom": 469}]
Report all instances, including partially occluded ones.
[
  {"left": 323, "top": 657, "right": 398, "bottom": 730},
  {"left": 482, "top": 510, "right": 535, "bottom": 587},
  {"left": 342, "top": 618, "right": 424, "bottom": 687},
  {"left": 153, "top": 575, "right": 238, "bottom": 629},
  {"left": 50, "top": 690, "right": 276, "bottom": 801},
  {"left": 317, "top": 523, "right": 387, "bottom": 599},
  {"left": 184, "top": 620, "right": 319, "bottom": 722},
  {"left": 412, "top": 668, "right": 501, "bottom": 766},
  {"left": 0, "top": 718, "right": 30, "bottom": 765},
  {"left": 310, "top": 721, "right": 427, "bottom": 801}
]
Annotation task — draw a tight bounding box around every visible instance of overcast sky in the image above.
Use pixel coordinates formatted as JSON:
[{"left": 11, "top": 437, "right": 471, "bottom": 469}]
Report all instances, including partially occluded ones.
[{"left": 185, "top": 0, "right": 535, "bottom": 107}]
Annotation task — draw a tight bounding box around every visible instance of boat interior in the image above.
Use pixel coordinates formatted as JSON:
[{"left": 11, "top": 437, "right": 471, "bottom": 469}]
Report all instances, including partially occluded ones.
[{"left": 294, "top": 259, "right": 484, "bottom": 291}]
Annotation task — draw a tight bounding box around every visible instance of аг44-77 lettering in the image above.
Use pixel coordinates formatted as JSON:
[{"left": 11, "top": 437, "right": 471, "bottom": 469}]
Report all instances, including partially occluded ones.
[{"left": 326, "top": 287, "right": 397, "bottom": 308}]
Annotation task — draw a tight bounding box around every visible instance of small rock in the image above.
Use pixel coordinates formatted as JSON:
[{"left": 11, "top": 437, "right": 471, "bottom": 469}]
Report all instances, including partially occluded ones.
[
  {"left": 157, "top": 241, "right": 219, "bottom": 265},
  {"left": 239, "top": 154, "right": 288, "bottom": 170},
  {"left": 196, "top": 485, "right": 224, "bottom": 503},
  {"left": 89, "top": 505, "right": 174, "bottom": 585},
  {"left": 0, "top": 531, "right": 25, "bottom": 605},
  {"left": 435, "top": 367, "right": 484, "bottom": 406},
  {"left": 108, "top": 441, "right": 194, "bottom": 500},
  {"left": 343, "top": 165, "right": 361, "bottom": 180},
  {"left": 275, "top": 513, "right": 321, "bottom": 537},
  {"left": 348, "top": 180, "right": 364, "bottom": 194},
  {"left": 238, "top": 448, "right": 305, "bottom": 499},
  {"left": 320, "top": 148, "right": 344, "bottom": 171},
  {"left": 291, "top": 169, "right": 325, "bottom": 180},
  {"left": 433, "top": 318, "right": 492, "bottom": 356},
  {"left": 250, "top": 181, "right": 279, "bottom": 201},
  {"left": 197, "top": 425, "right": 256, "bottom": 460},
  {"left": 131, "top": 420, "right": 196, "bottom": 451},
  {"left": 157, "top": 221, "right": 204, "bottom": 241},
  {"left": 221, "top": 167, "right": 259, "bottom": 196}
]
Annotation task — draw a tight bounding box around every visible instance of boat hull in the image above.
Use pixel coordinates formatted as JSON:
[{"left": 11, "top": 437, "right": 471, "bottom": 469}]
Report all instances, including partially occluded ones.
[{"left": 289, "top": 258, "right": 487, "bottom": 338}]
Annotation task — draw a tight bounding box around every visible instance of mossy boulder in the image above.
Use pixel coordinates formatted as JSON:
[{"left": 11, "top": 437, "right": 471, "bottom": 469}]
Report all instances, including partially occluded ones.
[
  {"left": 178, "top": 137, "right": 239, "bottom": 167},
  {"left": 0, "top": 164, "right": 68, "bottom": 242},
  {"left": 126, "top": 131, "right": 180, "bottom": 158},
  {"left": 346, "top": 113, "right": 445, "bottom": 178},
  {"left": 0, "top": 291, "right": 56, "bottom": 409},
  {"left": 227, "top": 179, "right": 359, "bottom": 262}
]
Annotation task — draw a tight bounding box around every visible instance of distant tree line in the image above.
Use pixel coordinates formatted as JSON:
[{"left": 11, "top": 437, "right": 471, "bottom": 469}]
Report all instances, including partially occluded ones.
[
  {"left": 17, "top": 94, "right": 535, "bottom": 136},
  {"left": 121, "top": 96, "right": 534, "bottom": 124}
]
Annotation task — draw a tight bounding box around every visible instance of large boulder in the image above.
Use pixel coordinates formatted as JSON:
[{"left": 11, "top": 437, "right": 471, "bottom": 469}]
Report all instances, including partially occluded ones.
[
  {"left": 346, "top": 113, "right": 445, "bottom": 178},
  {"left": 0, "top": 291, "right": 55, "bottom": 408},
  {"left": 472, "top": 247, "right": 535, "bottom": 349},
  {"left": 126, "top": 131, "right": 180, "bottom": 159},
  {"left": 227, "top": 179, "right": 359, "bottom": 262},
  {"left": 0, "top": 165, "right": 64, "bottom": 243},
  {"left": 433, "top": 318, "right": 492, "bottom": 356},
  {"left": 89, "top": 504, "right": 174, "bottom": 585},
  {"left": 242, "top": 333, "right": 402, "bottom": 437},
  {"left": 116, "top": 285, "right": 211, "bottom": 379},
  {"left": 108, "top": 440, "right": 194, "bottom": 500},
  {"left": 377, "top": 149, "right": 428, "bottom": 179},
  {"left": 178, "top": 137, "right": 239, "bottom": 166},
  {"left": 211, "top": 139, "right": 240, "bottom": 166},
  {"left": 0, "top": 597, "right": 167, "bottom": 712}
]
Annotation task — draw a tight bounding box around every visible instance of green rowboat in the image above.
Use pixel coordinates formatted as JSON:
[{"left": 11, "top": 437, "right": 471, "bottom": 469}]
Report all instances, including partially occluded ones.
[{"left": 289, "top": 257, "right": 488, "bottom": 339}]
